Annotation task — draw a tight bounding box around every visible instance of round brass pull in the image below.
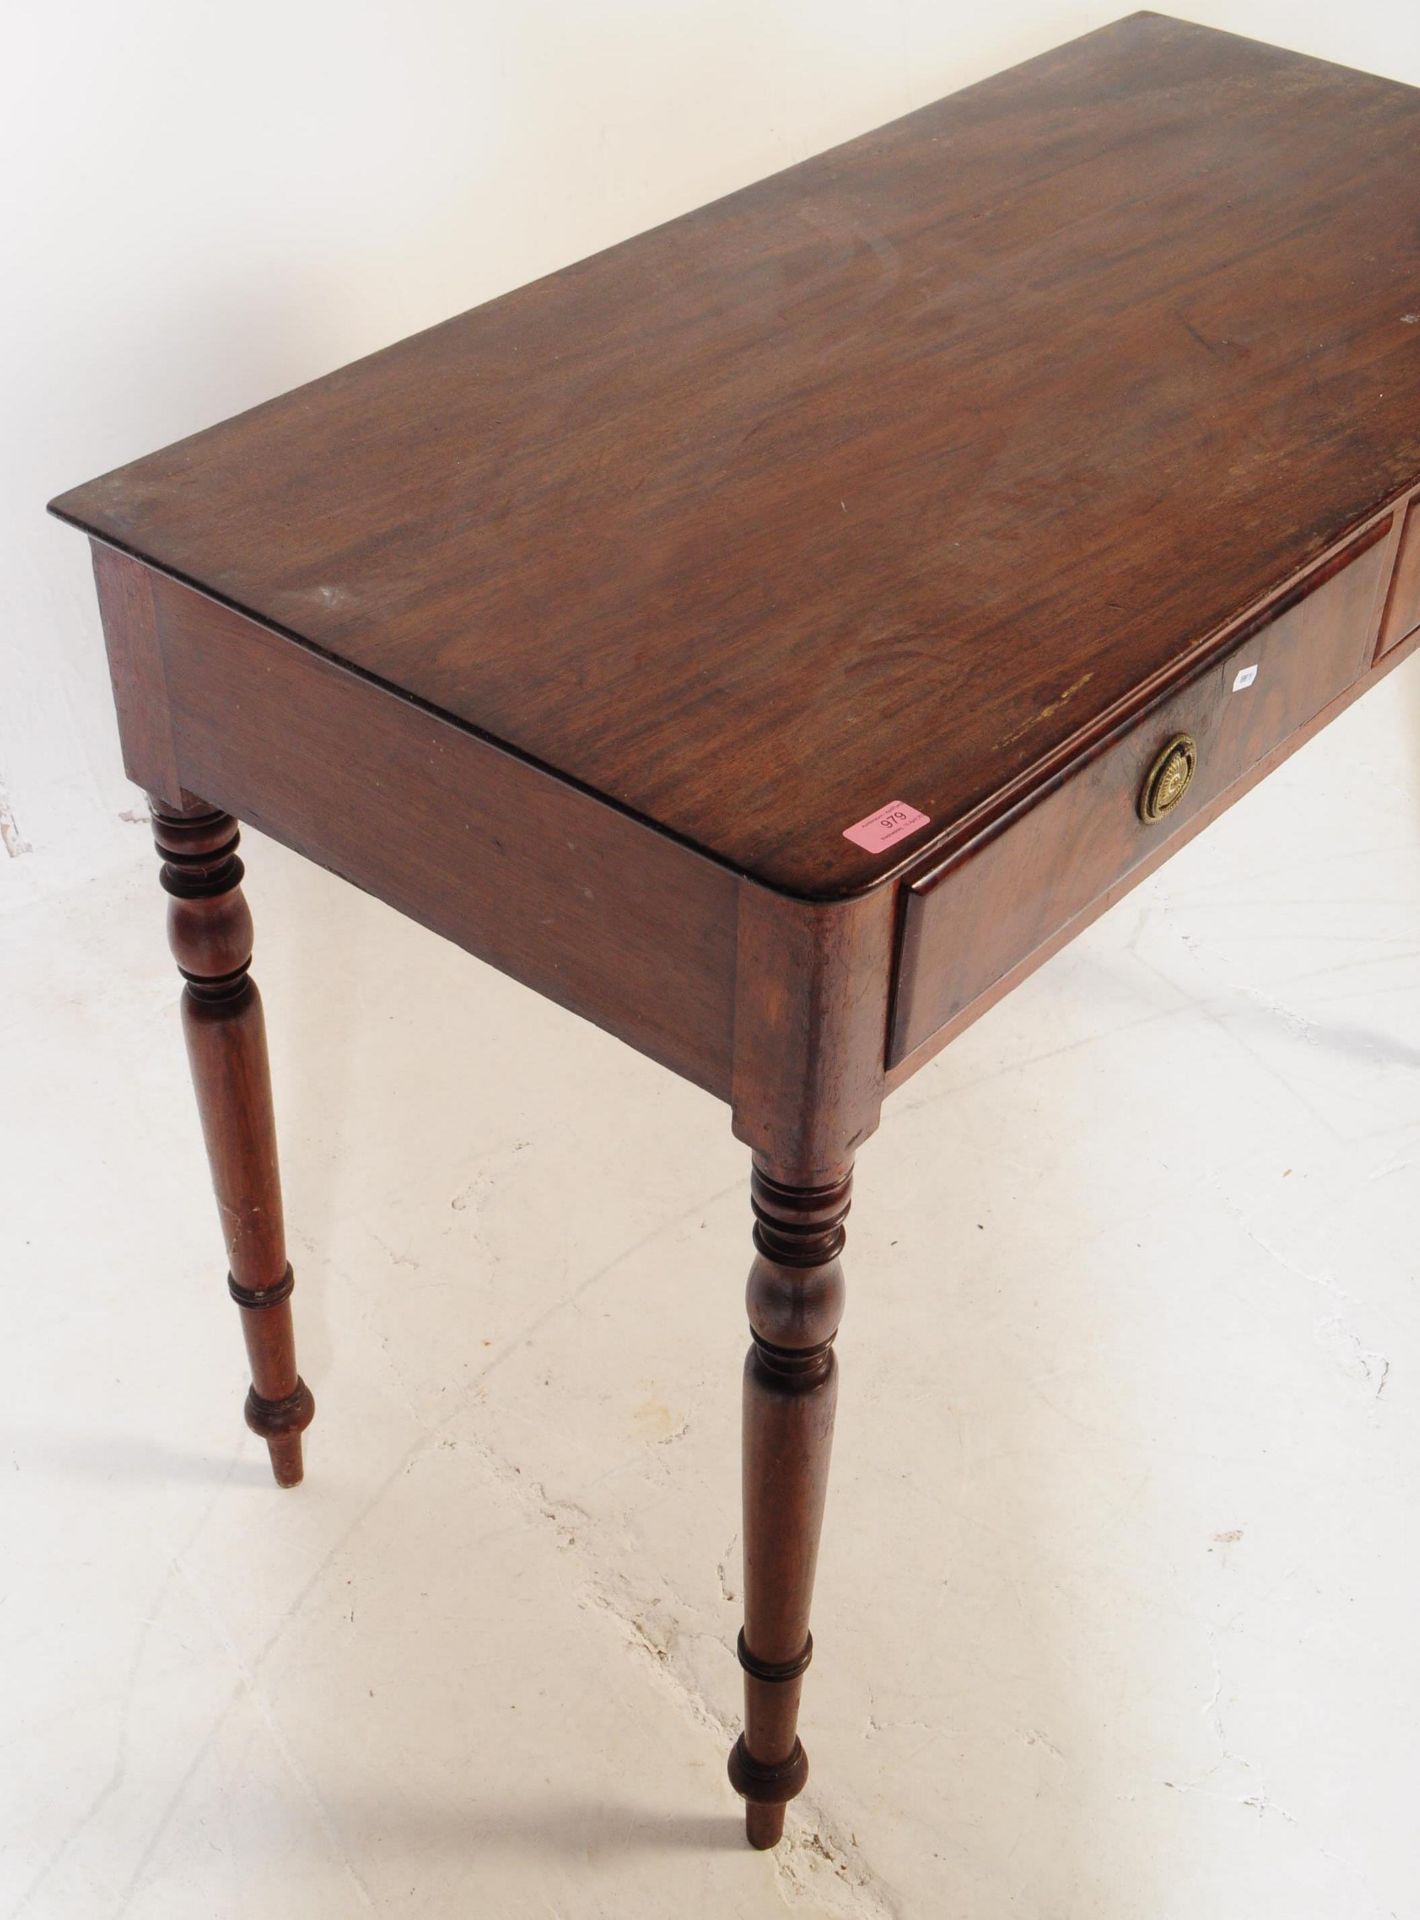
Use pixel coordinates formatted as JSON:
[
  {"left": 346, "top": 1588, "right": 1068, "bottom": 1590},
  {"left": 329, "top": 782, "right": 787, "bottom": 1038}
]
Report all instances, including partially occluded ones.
[{"left": 1139, "top": 733, "right": 1197, "bottom": 822}]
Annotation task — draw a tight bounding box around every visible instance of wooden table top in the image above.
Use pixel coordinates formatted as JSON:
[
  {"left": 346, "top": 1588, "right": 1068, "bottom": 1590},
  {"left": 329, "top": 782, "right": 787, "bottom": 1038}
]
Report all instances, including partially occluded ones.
[{"left": 50, "top": 13, "right": 1420, "bottom": 899}]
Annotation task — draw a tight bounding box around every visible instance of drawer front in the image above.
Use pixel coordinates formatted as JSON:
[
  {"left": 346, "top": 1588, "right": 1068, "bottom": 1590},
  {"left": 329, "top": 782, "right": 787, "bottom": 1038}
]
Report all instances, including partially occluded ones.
[
  {"left": 889, "top": 523, "right": 1393, "bottom": 1067},
  {"left": 1378, "top": 496, "right": 1420, "bottom": 658}
]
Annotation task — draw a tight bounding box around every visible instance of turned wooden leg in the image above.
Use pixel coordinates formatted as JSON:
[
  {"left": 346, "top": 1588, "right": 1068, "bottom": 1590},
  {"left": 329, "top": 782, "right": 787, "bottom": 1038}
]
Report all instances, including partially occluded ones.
[
  {"left": 728, "top": 1158, "right": 850, "bottom": 1848},
  {"left": 152, "top": 799, "right": 314, "bottom": 1487}
]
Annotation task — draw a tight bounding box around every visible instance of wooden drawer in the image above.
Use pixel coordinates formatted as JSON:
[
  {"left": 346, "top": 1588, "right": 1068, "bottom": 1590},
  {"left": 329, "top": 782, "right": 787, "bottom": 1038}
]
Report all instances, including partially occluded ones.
[
  {"left": 888, "top": 521, "right": 1394, "bottom": 1067},
  {"left": 1378, "top": 497, "right": 1420, "bottom": 658}
]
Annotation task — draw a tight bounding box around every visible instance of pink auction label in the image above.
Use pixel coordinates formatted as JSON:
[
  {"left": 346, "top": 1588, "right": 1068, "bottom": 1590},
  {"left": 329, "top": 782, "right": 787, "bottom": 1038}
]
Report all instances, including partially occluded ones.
[{"left": 842, "top": 800, "right": 930, "bottom": 854}]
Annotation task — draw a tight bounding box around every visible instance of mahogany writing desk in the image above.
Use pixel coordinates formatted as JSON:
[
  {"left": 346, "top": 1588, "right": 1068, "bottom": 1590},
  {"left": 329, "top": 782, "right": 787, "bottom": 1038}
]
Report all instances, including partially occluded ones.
[{"left": 50, "top": 13, "right": 1420, "bottom": 1851}]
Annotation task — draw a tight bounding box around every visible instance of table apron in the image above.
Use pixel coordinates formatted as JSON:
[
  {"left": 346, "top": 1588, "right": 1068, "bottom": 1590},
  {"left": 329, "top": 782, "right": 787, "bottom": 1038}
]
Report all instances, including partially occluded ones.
[{"left": 93, "top": 547, "right": 742, "bottom": 1100}]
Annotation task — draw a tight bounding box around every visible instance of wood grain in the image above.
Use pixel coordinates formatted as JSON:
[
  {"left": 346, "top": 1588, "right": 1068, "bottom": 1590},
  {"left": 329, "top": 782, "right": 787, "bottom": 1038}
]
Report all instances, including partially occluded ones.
[
  {"left": 728, "top": 1162, "right": 851, "bottom": 1848},
  {"left": 731, "top": 882, "right": 894, "bottom": 1178},
  {"left": 134, "top": 555, "right": 740, "bottom": 1095},
  {"left": 50, "top": 14, "right": 1420, "bottom": 898},
  {"left": 887, "top": 616, "right": 1420, "bottom": 1089},
  {"left": 46, "top": 11, "right": 1420, "bottom": 1853},
  {"left": 152, "top": 801, "right": 314, "bottom": 1487},
  {"left": 1378, "top": 499, "right": 1420, "bottom": 656},
  {"left": 889, "top": 520, "right": 1394, "bottom": 1064},
  {"left": 90, "top": 543, "right": 188, "bottom": 805}
]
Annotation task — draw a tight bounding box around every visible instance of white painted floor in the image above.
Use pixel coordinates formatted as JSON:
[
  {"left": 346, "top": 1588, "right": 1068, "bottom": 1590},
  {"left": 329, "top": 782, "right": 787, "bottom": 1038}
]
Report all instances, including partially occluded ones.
[{"left": 4, "top": 660, "right": 1420, "bottom": 1919}]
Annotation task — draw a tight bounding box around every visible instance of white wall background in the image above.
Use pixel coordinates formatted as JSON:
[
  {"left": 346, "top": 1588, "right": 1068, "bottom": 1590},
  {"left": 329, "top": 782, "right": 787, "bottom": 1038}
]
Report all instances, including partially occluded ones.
[{"left": 2, "top": 0, "right": 1418, "bottom": 899}]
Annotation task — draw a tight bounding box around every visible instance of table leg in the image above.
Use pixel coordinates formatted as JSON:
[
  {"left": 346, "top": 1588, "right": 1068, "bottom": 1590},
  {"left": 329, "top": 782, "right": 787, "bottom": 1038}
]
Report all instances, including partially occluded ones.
[
  {"left": 151, "top": 799, "right": 314, "bottom": 1487},
  {"left": 728, "top": 1157, "right": 851, "bottom": 1848}
]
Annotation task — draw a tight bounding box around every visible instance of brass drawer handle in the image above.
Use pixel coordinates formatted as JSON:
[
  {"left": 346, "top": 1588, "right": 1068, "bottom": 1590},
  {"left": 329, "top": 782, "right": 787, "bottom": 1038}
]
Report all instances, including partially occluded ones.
[{"left": 1139, "top": 733, "right": 1197, "bottom": 821}]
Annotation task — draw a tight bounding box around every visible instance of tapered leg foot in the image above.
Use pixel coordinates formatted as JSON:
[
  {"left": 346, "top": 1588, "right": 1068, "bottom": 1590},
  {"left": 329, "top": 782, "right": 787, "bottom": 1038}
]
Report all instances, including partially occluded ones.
[
  {"left": 152, "top": 800, "right": 313, "bottom": 1488},
  {"left": 745, "top": 1804, "right": 785, "bottom": 1851},
  {"left": 728, "top": 1160, "right": 850, "bottom": 1847}
]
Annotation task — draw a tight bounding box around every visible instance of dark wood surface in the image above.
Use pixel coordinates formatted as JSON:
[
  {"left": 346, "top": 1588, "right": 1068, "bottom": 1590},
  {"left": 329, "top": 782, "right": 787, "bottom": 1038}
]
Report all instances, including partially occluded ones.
[
  {"left": 1380, "top": 498, "right": 1420, "bottom": 654},
  {"left": 730, "top": 882, "right": 894, "bottom": 1179},
  {"left": 50, "top": 13, "right": 1420, "bottom": 899},
  {"left": 104, "top": 550, "right": 740, "bottom": 1096},
  {"left": 887, "top": 611, "right": 1420, "bottom": 1090},
  {"left": 728, "top": 1162, "right": 851, "bottom": 1847},
  {"left": 890, "top": 516, "right": 1395, "bottom": 1063},
  {"left": 151, "top": 803, "right": 314, "bottom": 1487},
  {"left": 91, "top": 544, "right": 190, "bottom": 806}
]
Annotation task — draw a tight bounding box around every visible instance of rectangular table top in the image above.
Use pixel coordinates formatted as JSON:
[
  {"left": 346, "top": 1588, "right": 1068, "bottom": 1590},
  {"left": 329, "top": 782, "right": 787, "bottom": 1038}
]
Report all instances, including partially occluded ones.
[{"left": 50, "top": 13, "right": 1420, "bottom": 899}]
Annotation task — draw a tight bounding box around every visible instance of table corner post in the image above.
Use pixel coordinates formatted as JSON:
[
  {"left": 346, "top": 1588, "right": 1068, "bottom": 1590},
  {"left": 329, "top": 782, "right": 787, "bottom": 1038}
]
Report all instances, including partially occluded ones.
[{"left": 724, "top": 876, "right": 893, "bottom": 1843}]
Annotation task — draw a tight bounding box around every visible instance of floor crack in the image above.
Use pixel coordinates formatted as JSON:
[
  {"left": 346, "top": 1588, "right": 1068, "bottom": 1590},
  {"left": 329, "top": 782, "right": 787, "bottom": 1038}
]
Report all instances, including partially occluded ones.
[{"left": 450, "top": 1421, "right": 904, "bottom": 1917}]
